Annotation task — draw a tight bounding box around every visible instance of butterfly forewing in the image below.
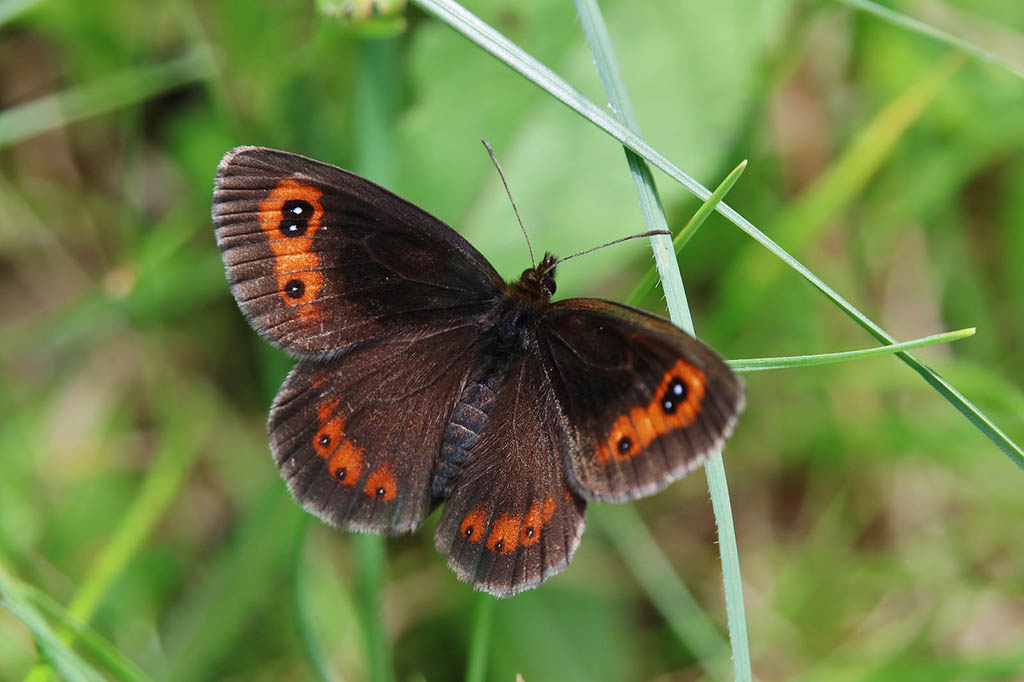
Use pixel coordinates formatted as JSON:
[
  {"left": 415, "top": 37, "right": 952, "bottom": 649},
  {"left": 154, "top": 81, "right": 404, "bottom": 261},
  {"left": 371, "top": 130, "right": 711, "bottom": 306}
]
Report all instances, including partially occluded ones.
[
  {"left": 213, "top": 146, "right": 504, "bottom": 356},
  {"left": 539, "top": 299, "right": 744, "bottom": 503}
]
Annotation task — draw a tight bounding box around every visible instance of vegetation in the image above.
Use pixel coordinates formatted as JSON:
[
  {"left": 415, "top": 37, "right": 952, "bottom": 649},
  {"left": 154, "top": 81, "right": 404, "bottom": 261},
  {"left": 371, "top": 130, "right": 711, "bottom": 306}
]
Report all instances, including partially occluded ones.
[{"left": 1, "top": 0, "right": 1022, "bottom": 679}]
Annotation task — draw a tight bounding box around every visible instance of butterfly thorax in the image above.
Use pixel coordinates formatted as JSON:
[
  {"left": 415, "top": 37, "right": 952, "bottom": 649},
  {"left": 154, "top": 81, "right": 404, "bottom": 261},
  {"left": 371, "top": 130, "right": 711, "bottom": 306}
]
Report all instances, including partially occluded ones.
[
  {"left": 506, "top": 252, "right": 557, "bottom": 306},
  {"left": 431, "top": 254, "right": 558, "bottom": 499}
]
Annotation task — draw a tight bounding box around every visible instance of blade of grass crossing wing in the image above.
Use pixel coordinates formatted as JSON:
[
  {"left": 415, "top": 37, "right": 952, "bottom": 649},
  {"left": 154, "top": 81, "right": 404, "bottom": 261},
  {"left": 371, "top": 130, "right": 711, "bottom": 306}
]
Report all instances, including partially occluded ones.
[
  {"left": 627, "top": 159, "right": 748, "bottom": 307},
  {"left": 573, "top": 0, "right": 752, "bottom": 680}
]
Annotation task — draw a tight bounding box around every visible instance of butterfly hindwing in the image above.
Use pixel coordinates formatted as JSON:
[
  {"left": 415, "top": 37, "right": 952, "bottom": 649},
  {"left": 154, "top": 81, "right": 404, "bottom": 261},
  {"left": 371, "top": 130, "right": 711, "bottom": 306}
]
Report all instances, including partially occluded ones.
[
  {"left": 213, "top": 146, "right": 504, "bottom": 356},
  {"left": 434, "top": 353, "right": 586, "bottom": 597},
  {"left": 270, "top": 327, "right": 484, "bottom": 534},
  {"left": 538, "top": 299, "right": 745, "bottom": 503}
]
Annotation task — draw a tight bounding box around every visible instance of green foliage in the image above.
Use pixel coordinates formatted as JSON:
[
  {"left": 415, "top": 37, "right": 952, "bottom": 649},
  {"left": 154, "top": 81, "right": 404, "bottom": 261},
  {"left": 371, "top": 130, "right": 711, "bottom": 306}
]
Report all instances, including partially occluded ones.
[{"left": 1, "top": 0, "right": 1022, "bottom": 680}]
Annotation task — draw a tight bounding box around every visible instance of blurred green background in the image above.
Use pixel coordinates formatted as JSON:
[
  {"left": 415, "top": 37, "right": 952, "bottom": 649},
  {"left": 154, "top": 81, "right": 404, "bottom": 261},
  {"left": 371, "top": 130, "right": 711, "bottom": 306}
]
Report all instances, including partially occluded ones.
[{"left": 2, "top": 0, "right": 1023, "bottom": 680}]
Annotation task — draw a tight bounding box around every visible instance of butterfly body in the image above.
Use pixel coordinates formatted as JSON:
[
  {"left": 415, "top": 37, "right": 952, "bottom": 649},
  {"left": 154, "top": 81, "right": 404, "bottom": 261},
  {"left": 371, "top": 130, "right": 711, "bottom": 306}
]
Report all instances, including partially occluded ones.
[{"left": 214, "top": 146, "right": 744, "bottom": 596}]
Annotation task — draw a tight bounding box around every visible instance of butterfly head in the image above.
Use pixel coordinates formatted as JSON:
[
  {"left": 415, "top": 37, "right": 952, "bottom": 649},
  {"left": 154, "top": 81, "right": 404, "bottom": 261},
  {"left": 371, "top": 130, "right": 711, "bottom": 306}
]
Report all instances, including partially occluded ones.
[{"left": 511, "top": 252, "right": 558, "bottom": 304}]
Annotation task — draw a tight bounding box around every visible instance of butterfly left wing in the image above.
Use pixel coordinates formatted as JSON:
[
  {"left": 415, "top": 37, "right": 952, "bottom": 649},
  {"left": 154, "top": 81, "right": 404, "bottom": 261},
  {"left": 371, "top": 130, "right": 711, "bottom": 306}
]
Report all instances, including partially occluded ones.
[
  {"left": 213, "top": 146, "right": 504, "bottom": 357},
  {"left": 537, "top": 299, "right": 745, "bottom": 503},
  {"left": 434, "top": 354, "right": 587, "bottom": 597},
  {"left": 270, "top": 326, "right": 485, "bottom": 534}
]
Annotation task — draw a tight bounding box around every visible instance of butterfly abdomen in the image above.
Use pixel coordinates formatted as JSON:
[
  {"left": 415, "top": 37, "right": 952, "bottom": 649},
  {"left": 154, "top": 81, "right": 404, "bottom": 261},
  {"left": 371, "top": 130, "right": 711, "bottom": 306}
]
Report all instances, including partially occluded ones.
[{"left": 432, "top": 368, "right": 504, "bottom": 499}]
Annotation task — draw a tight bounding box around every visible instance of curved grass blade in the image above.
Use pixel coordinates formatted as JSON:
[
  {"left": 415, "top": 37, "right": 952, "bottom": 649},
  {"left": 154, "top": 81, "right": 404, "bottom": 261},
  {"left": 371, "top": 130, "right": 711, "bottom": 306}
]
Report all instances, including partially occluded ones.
[
  {"left": 730, "top": 328, "right": 977, "bottom": 372},
  {"left": 574, "top": 0, "right": 750, "bottom": 678},
  {"left": 0, "top": 0, "right": 47, "bottom": 26},
  {"left": 836, "top": 0, "right": 1024, "bottom": 80},
  {"left": 465, "top": 592, "right": 495, "bottom": 682},
  {"left": 628, "top": 159, "right": 747, "bottom": 306},
  {"left": 410, "top": 0, "right": 1024, "bottom": 471},
  {"left": 594, "top": 506, "right": 731, "bottom": 679},
  {"left": 0, "top": 562, "right": 106, "bottom": 682},
  {"left": 0, "top": 49, "right": 213, "bottom": 149},
  {"left": 22, "top": 584, "right": 153, "bottom": 682}
]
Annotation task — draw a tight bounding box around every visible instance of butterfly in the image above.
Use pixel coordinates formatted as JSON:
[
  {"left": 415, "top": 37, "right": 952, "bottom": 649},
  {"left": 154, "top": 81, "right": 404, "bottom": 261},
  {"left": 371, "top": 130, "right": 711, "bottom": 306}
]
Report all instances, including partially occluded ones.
[{"left": 212, "top": 146, "right": 745, "bottom": 597}]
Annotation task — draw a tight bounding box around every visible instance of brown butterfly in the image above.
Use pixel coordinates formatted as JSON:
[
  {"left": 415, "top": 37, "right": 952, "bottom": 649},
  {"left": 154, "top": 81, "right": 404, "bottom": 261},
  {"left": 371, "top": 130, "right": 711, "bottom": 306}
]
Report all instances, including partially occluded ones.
[{"left": 212, "top": 147, "right": 744, "bottom": 597}]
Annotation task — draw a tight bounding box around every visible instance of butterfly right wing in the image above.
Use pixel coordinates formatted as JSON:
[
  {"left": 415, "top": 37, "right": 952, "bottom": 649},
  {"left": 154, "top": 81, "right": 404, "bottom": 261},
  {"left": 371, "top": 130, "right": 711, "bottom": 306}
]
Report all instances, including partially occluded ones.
[{"left": 538, "top": 299, "right": 744, "bottom": 503}]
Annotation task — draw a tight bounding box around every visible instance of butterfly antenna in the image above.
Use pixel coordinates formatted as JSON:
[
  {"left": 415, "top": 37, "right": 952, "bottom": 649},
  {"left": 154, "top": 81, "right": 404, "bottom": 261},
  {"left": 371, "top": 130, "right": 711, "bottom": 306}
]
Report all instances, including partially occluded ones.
[
  {"left": 550, "top": 230, "right": 671, "bottom": 271},
  {"left": 482, "top": 139, "right": 535, "bottom": 268}
]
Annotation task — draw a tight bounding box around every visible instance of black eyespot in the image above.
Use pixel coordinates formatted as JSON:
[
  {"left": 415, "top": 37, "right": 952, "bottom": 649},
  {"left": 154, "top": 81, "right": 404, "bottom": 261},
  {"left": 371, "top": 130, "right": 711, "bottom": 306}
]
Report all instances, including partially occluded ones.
[
  {"left": 464, "top": 526, "right": 474, "bottom": 539},
  {"left": 375, "top": 487, "right": 386, "bottom": 497},
  {"left": 617, "top": 436, "right": 632, "bottom": 454},
  {"left": 494, "top": 539, "right": 504, "bottom": 553},
  {"left": 335, "top": 468, "right": 346, "bottom": 481},
  {"left": 284, "top": 279, "right": 305, "bottom": 299},
  {"left": 661, "top": 378, "right": 687, "bottom": 414},
  {"left": 280, "top": 199, "right": 312, "bottom": 237},
  {"left": 525, "top": 526, "right": 535, "bottom": 539},
  {"left": 318, "top": 434, "right": 331, "bottom": 447}
]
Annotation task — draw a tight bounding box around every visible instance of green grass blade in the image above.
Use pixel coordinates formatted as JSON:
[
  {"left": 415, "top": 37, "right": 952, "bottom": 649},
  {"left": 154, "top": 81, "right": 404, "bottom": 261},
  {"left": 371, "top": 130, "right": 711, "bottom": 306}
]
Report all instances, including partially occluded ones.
[
  {"left": 0, "top": 562, "right": 106, "bottom": 682},
  {"left": 594, "top": 506, "right": 730, "bottom": 678},
  {"left": 573, "top": 0, "right": 751, "bottom": 679},
  {"left": 65, "top": 382, "right": 211, "bottom": 625},
  {"left": 411, "top": 0, "right": 1024, "bottom": 471},
  {"left": 464, "top": 592, "right": 495, "bottom": 682},
  {"left": 730, "top": 328, "right": 977, "bottom": 372},
  {"left": 20, "top": 379, "right": 213, "bottom": 682},
  {"left": 0, "top": 0, "right": 46, "bottom": 25},
  {"left": 162, "top": 484, "right": 306, "bottom": 682},
  {"left": 0, "top": 49, "right": 213, "bottom": 148},
  {"left": 718, "top": 53, "right": 964, "bottom": 330},
  {"left": 628, "top": 159, "right": 748, "bottom": 306},
  {"left": 22, "top": 585, "right": 153, "bottom": 682},
  {"left": 836, "top": 0, "right": 1024, "bottom": 79}
]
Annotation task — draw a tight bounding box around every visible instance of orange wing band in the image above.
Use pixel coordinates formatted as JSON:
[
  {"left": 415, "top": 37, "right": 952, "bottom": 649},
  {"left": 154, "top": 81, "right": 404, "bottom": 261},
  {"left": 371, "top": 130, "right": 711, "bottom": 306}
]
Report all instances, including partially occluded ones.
[{"left": 596, "top": 359, "right": 707, "bottom": 465}]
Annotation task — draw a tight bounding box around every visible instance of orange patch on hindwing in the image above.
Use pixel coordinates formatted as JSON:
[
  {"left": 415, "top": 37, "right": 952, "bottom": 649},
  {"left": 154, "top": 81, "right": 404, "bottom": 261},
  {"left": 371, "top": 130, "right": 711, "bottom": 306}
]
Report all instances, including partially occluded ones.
[
  {"left": 313, "top": 398, "right": 363, "bottom": 486},
  {"left": 258, "top": 179, "right": 326, "bottom": 323},
  {"left": 364, "top": 464, "right": 397, "bottom": 501},
  {"left": 460, "top": 507, "right": 486, "bottom": 543},
  {"left": 487, "top": 513, "right": 521, "bottom": 555},
  {"left": 520, "top": 495, "right": 558, "bottom": 546},
  {"left": 596, "top": 359, "right": 707, "bottom": 464}
]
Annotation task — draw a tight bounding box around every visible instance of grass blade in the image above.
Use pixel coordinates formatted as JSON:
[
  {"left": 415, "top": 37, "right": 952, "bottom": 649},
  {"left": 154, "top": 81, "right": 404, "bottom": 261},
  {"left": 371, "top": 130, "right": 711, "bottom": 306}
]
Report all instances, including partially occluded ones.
[
  {"left": 22, "top": 585, "right": 153, "bottom": 682},
  {"left": 410, "top": 0, "right": 1024, "bottom": 471},
  {"left": 573, "top": 0, "right": 751, "bottom": 679},
  {"left": 836, "top": 0, "right": 1024, "bottom": 79},
  {"left": 628, "top": 159, "right": 748, "bottom": 306},
  {"left": 0, "top": 0, "right": 46, "bottom": 25},
  {"left": 595, "top": 506, "right": 731, "bottom": 678},
  {"left": 464, "top": 592, "right": 495, "bottom": 682},
  {"left": 0, "top": 562, "right": 106, "bottom": 682},
  {"left": 0, "top": 49, "right": 213, "bottom": 148},
  {"left": 730, "top": 328, "right": 977, "bottom": 372}
]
